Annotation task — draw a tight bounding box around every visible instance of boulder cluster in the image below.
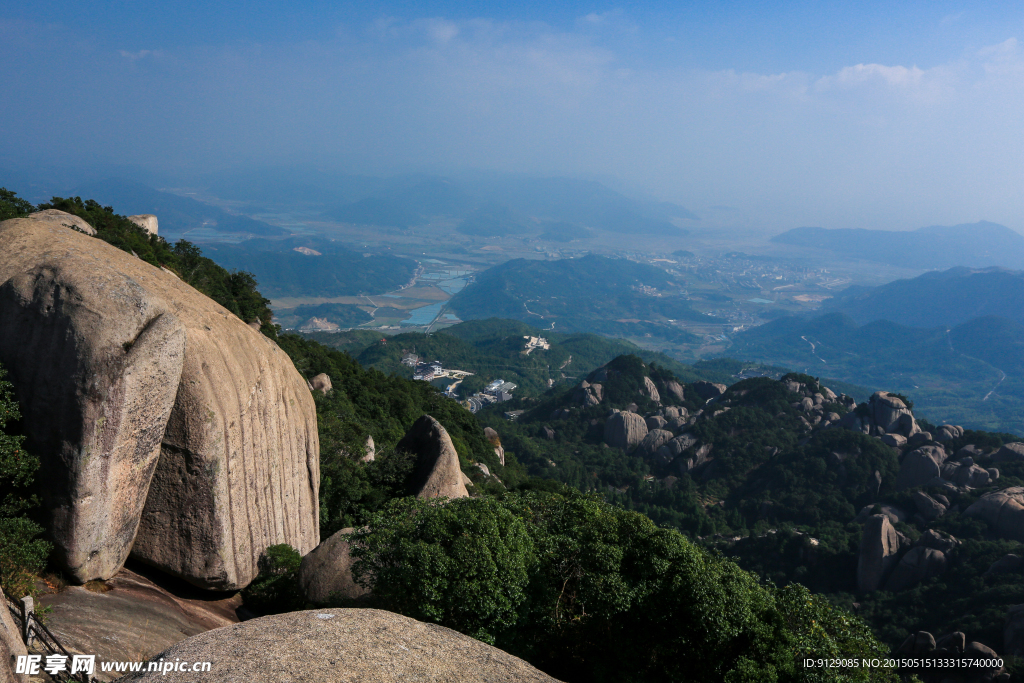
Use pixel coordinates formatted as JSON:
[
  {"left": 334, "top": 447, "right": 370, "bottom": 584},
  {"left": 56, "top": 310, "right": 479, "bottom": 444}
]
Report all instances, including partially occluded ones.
[
  {"left": 894, "top": 630, "right": 1006, "bottom": 683},
  {"left": 0, "top": 214, "right": 320, "bottom": 590}
]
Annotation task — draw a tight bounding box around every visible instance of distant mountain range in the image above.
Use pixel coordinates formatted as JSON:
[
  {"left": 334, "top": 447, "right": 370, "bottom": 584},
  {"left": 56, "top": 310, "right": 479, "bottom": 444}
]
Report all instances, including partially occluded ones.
[
  {"left": 771, "top": 221, "right": 1024, "bottom": 270},
  {"left": 211, "top": 169, "right": 695, "bottom": 237},
  {"left": 823, "top": 267, "right": 1024, "bottom": 328},
  {"left": 202, "top": 236, "right": 417, "bottom": 298},
  {"left": 726, "top": 265, "right": 1024, "bottom": 433},
  {"left": 448, "top": 255, "right": 710, "bottom": 343},
  {"left": 68, "top": 178, "right": 287, "bottom": 237}
]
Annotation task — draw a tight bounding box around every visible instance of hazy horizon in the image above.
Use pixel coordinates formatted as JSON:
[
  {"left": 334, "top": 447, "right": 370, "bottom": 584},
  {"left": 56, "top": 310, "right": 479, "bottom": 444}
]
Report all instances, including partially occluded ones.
[{"left": 3, "top": 1, "right": 1023, "bottom": 234}]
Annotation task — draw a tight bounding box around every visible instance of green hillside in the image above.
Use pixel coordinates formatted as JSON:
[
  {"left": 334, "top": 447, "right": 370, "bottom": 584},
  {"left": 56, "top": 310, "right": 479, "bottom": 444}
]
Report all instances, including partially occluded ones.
[
  {"left": 448, "top": 255, "right": 710, "bottom": 343},
  {"left": 728, "top": 312, "right": 1024, "bottom": 434}
]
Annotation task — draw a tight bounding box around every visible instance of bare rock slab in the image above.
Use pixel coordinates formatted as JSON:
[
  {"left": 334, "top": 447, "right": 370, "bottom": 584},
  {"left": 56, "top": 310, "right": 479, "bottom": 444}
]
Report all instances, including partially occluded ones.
[
  {"left": 35, "top": 567, "right": 242, "bottom": 682},
  {"left": 122, "top": 609, "right": 561, "bottom": 682}
]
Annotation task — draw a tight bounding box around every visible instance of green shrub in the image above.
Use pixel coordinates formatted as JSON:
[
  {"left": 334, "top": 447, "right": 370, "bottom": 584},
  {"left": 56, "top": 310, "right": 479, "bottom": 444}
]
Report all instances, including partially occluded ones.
[
  {"left": 0, "top": 363, "right": 50, "bottom": 597},
  {"left": 241, "top": 544, "right": 304, "bottom": 614}
]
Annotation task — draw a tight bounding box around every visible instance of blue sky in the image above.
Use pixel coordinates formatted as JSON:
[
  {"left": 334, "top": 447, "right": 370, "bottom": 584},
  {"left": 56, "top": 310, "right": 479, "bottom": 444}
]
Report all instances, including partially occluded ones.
[{"left": 2, "top": 1, "right": 1023, "bottom": 231}]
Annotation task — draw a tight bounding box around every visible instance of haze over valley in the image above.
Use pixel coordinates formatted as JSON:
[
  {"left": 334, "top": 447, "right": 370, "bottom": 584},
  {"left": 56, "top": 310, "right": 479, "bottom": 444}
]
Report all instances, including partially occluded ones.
[{"left": 4, "top": 3, "right": 1024, "bottom": 682}]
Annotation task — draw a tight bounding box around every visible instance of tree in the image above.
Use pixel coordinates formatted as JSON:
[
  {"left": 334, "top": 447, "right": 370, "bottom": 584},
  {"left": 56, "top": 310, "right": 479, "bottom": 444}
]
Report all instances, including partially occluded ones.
[
  {"left": 0, "top": 363, "right": 50, "bottom": 596},
  {"left": 0, "top": 188, "right": 34, "bottom": 221}
]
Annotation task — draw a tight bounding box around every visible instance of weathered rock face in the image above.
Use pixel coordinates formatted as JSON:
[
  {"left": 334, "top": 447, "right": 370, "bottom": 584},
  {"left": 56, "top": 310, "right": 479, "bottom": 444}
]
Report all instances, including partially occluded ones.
[
  {"left": 916, "top": 529, "right": 959, "bottom": 554},
  {"left": 660, "top": 380, "right": 685, "bottom": 403},
  {"left": 885, "top": 547, "right": 947, "bottom": 592},
  {"left": 914, "top": 491, "right": 946, "bottom": 521},
  {"left": 361, "top": 435, "right": 376, "bottom": 463},
  {"left": 994, "top": 442, "right": 1024, "bottom": 462},
  {"left": 398, "top": 415, "right": 469, "bottom": 500},
  {"left": 657, "top": 433, "right": 698, "bottom": 463},
  {"left": 0, "top": 217, "right": 186, "bottom": 581},
  {"left": 484, "top": 426, "right": 505, "bottom": 466},
  {"left": 307, "top": 373, "right": 332, "bottom": 395},
  {"left": 985, "top": 553, "right": 1022, "bottom": 578},
  {"left": 1, "top": 588, "right": 28, "bottom": 683},
  {"left": 640, "top": 376, "right": 660, "bottom": 403},
  {"left": 881, "top": 433, "right": 907, "bottom": 448},
  {"left": 896, "top": 445, "right": 947, "bottom": 490},
  {"left": 298, "top": 528, "right": 371, "bottom": 604},
  {"left": 28, "top": 209, "right": 96, "bottom": 235},
  {"left": 965, "top": 488, "right": 1024, "bottom": 542},
  {"left": 0, "top": 216, "right": 321, "bottom": 589},
  {"left": 121, "top": 609, "right": 561, "bottom": 683},
  {"left": 604, "top": 411, "right": 648, "bottom": 451},
  {"left": 692, "top": 381, "right": 727, "bottom": 401},
  {"left": 870, "top": 392, "right": 915, "bottom": 434},
  {"left": 645, "top": 415, "right": 668, "bottom": 431},
  {"left": 127, "top": 214, "right": 158, "bottom": 235},
  {"left": 638, "top": 429, "right": 674, "bottom": 461},
  {"left": 858, "top": 514, "right": 901, "bottom": 592}
]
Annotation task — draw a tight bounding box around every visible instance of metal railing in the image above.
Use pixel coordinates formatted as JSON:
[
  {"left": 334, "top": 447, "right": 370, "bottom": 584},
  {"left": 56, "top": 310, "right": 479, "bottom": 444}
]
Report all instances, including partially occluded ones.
[{"left": 4, "top": 591, "right": 91, "bottom": 683}]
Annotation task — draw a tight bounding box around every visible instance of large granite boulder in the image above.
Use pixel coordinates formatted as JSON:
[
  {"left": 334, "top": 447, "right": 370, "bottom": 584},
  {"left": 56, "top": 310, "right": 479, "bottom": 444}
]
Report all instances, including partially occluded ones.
[
  {"left": 298, "top": 528, "right": 370, "bottom": 604},
  {"left": 127, "top": 214, "right": 158, "bottom": 235},
  {"left": 604, "top": 411, "right": 648, "bottom": 451},
  {"left": 646, "top": 415, "right": 668, "bottom": 431},
  {"left": 308, "top": 372, "right": 332, "bottom": 394},
  {"left": 993, "top": 442, "right": 1024, "bottom": 462},
  {"left": 857, "top": 514, "right": 901, "bottom": 592},
  {"left": 965, "top": 488, "right": 1024, "bottom": 542},
  {"left": 656, "top": 433, "right": 698, "bottom": 462},
  {"left": 896, "top": 445, "right": 947, "bottom": 491},
  {"left": 27, "top": 209, "right": 96, "bottom": 235},
  {"left": 1, "top": 588, "right": 28, "bottom": 683},
  {"left": 121, "top": 609, "right": 560, "bottom": 682},
  {"left": 913, "top": 491, "right": 947, "bottom": 521},
  {"left": 638, "top": 429, "right": 674, "bottom": 461},
  {"left": 660, "top": 380, "right": 685, "bottom": 403},
  {"left": 869, "top": 391, "right": 915, "bottom": 434},
  {"left": 484, "top": 426, "right": 505, "bottom": 466},
  {"left": 0, "top": 217, "right": 186, "bottom": 581},
  {"left": 692, "top": 381, "right": 727, "bottom": 401},
  {"left": 885, "top": 547, "right": 947, "bottom": 592},
  {"left": 0, "top": 216, "right": 320, "bottom": 589},
  {"left": 640, "top": 376, "right": 660, "bottom": 403},
  {"left": 397, "top": 415, "right": 469, "bottom": 500}
]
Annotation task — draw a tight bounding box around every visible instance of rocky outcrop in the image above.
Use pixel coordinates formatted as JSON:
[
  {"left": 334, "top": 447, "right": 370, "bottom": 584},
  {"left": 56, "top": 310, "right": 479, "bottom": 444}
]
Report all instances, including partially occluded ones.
[
  {"left": 28, "top": 209, "right": 96, "bottom": 235},
  {"left": 692, "top": 381, "right": 727, "bottom": 401},
  {"left": 645, "top": 415, "right": 668, "bottom": 431},
  {"left": 880, "top": 433, "right": 907, "bottom": 448},
  {"left": 657, "top": 433, "right": 698, "bottom": 463},
  {"left": 398, "top": 415, "right": 469, "bottom": 500},
  {"left": 914, "top": 491, "right": 947, "bottom": 521},
  {"left": 965, "top": 488, "right": 1024, "bottom": 542},
  {"left": 604, "top": 411, "right": 648, "bottom": 451},
  {"left": 362, "top": 435, "right": 376, "bottom": 463},
  {"left": 941, "top": 460, "right": 996, "bottom": 487},
  {"left": 869, "top": 392, "right": 916, "bottom": 434},
  {"left": 640, "top": 376, "right": 660, "bottom": 403},
  {"left": 121, "top": 609, "right": 560, "bottom": 682},
  {"left": 857, "top": 514, "right": 901, "bottom": 592},
  {"left": 1, "top": 588, "right": 28, "bottom": 683},
  {"left": 297, "top": 528, "right": 370, "bottom": 604},
  {"left": 855, "top": 504, "right": 908, "bottom": 525},
  {"left": 916, "top": 529, "right": 959, "bottom": 554},
  {"left": 896, "top": 445, "right": 947, "bottom": 490},
  {"left": 307, "top": 373, "right": 332, "bottom": 394},
  {"left": 128, "top": 214, "right": 158, "bottom": 235},
  {"left": 1006, "top": 604, "right": 1024, "bottom": 660},
  {"left": 885, "top": 547, "right": 947, "bottom": 592},
  {"left": 896, "top": 631, "right": 1005, "bottom": 683},
  {"left": 993, "top": 442, "right": 1024, "bottom": 462},
  {"left": 659, "top": 379, "right": 685, "bottom": 403},
  {"left": 985, "top": 554, "right": 1022, "bottom": 578},
  {"left": 637, "top": 429, "right": 674, "bottom": 460},
  {"left": 484, "top": 427, "right": 505, "bottom": 466},
  {"left": 572, "top": 380, "right": 603, "bottom": 406},
  {"left": 934, "top": 424, "right": 964, "bottom": 442},
  {"left": 0, "top": 216, "right": 320, "bottom": 588},
  {"left": 678, "top": 443, "right": 712, "bottom": 474}
]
